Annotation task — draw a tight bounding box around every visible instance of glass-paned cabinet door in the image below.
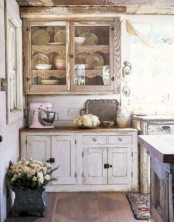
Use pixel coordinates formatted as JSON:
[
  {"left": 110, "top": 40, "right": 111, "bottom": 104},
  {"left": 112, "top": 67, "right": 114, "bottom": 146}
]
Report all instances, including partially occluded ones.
[
  {"left": 71, "top": 21, "right": 114, "bottom": 93},
  {"left": 27, "top": 22, "right": 69, "bottom": 94}
]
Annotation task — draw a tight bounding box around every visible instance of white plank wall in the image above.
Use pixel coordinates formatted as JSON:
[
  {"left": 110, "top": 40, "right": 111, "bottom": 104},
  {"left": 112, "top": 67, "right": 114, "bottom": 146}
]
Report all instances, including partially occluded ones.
[{"left": 0, "top": 1, "right": 24, "bottom": 221}]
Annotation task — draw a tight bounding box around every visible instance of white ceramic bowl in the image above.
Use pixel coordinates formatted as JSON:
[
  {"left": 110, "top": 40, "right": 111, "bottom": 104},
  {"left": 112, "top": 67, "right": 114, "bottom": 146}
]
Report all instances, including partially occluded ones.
[
  {"left": 41, "top": 80, "right": 59, "bottom": 85},
  {"left": 75, "top": 37, "right": 85, "bottom": 45},
  {"left": 35, "top": 64, "right": 52, "bottom": 70},
  {"left": 103, "top": 121, "right": 114, "bottom": 128}
]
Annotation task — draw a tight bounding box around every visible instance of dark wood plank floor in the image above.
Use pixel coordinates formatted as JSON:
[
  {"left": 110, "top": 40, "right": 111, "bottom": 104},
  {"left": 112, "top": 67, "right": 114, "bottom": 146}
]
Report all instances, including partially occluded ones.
[{"left": 5, "top": 192, "right": 148, "bottom": 222}]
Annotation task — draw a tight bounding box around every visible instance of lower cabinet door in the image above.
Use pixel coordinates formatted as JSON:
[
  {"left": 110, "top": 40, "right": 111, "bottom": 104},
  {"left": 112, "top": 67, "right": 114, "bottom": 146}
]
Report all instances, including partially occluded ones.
[
  {"left": 108, "top": 147, "right": 132, "bottom": 185},
  {"left": 83, "top": 147, "right": 107, "bottom": 184},
  {"left": 51, "top": 135, "right": 77, "bottom": 185},
  {"left": 26, "top": 136, "right": 51, "bottom": 161}
]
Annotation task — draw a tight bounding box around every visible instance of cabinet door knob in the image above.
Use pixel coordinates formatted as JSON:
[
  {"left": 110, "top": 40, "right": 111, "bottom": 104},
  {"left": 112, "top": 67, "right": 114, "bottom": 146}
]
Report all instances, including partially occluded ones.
[
  {"left": 47, "top": 158, "right": 55, "bottom": 163},
  {"left": 118, "top": 137, "right": 122, "bottom": 142},
  {"left": 70, "top": 55, "right": 74, "bottom": 59},
  {"left": 92, "top": 138, "right": 96, "bottom": 142}
]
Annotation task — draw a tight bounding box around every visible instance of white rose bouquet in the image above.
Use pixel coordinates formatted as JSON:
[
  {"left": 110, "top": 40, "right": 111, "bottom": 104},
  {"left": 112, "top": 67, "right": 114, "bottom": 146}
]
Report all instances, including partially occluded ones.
[
  {"left": 73, "top": 114, "right": 100, "bottom": 128},
  {"left": 6, "top": 159, "right": 58, "bottom": 190}
]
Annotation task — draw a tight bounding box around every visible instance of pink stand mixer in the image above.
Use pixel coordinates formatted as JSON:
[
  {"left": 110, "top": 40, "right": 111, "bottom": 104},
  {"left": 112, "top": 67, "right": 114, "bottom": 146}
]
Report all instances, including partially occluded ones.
[{"left": 29, "top": 102, "right": 57, "bottom": 128}]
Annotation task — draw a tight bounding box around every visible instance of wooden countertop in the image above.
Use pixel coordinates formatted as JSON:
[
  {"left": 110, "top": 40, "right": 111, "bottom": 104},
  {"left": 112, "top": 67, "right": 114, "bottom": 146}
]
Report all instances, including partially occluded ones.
[
  {"left": 138, "top": 135, "right": 174, "bottom": 163},
  {"left": 20, "top": 126, "right": 137, "bottom": 133}
]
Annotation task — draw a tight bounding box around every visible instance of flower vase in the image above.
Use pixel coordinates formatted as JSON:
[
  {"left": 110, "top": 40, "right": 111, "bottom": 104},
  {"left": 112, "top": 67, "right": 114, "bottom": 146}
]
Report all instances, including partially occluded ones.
[
  {"left": 116, "top": 116, "right": 131, "bottom": 128},
  {"left": 13, "top": 187, "right": 46, "bottom": 217}
]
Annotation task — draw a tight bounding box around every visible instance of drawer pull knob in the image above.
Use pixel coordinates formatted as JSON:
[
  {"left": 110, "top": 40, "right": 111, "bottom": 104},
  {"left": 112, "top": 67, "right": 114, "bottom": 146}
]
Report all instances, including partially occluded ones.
[
  {"left": 161, "top": 126, "right": 171, "bottom": 131},
  {"left": 92, "top": 138, "right": 96, "bottom": 142},
  {"left": 118, "top": 137, "right": 122, "bottom": 142}
]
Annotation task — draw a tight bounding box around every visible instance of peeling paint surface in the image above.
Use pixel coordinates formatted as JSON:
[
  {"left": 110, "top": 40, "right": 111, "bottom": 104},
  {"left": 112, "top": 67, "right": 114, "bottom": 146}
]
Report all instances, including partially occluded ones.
[
  {"left": 17, "top": 0, "right": 174, "bottom": 14},
  {"left": 26, "top": 0, "right": 54, "bottom": 6},
  {"left": 17, "top": 0, "right": 174, "bottom": 6}
]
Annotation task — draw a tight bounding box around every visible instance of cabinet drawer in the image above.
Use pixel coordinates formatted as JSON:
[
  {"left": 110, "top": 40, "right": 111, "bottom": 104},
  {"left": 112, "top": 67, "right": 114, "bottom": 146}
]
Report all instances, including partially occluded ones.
[
  {"left": 108, "top": 135, "right": 133, "bottom": 144},
  {"left": 83, "top": 135, "right": 107, "bottom": 145},
  {"left": 147, "top": 124, "right": 174, "bottom": 134}
]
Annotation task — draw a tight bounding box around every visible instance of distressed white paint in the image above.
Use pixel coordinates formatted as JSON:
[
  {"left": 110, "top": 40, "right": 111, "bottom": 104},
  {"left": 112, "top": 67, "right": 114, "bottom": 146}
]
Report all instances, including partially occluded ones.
[
  {"left": 0, "top": 0, "right": 3, "bottom": 8},
  {"left": 83, "top": 147, "right": 108, "bottom": 184},
  {"left": 83, "top": 135, "right": 107, "bottom": 145},
  {"left": 108, "top": 147, "right": 132, "bottom": 184},
  {"left": 133, "top": 115, "right": 174, "bottom": 193},
  {"left": 0, "top": 5, "right": 5, "bottom": 78},
  {"left": 0, "top": 92, "right": 6, "bottom": 132},
  {"left": 0, "top": 120, "right": 24, "bottom": 222},
  {"left": 0, "top": 0, "right": 24, "bottom": 221},
  {"left": 20, "top": 129, "right": 138, "bottom": 191},
  {"left": 6, "top": 0, "right": 23, "bottom": 124},
  {"left": 23, "top": 134, "right": 77, "bottom": 185},
  {"left": 52, "top": 136, "right": 76, "bottom": 184},
  {"left": 6, "top": 0, "right": 20, "bottom": 17},
  {"left": 26, "top": 135, "right": 51, "bottom": 161}
]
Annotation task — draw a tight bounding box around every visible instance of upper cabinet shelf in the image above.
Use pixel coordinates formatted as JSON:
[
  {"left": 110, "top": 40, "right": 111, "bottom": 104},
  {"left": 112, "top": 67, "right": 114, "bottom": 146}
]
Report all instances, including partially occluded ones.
[{"left": 23, "top": 18, "right": 121, "bottom": 95}]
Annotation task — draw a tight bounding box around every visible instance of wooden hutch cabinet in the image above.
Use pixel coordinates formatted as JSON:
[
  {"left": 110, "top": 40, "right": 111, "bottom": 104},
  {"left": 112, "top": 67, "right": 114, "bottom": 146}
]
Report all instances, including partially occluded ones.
[{"left": 21, "top": 7, "right": 121, "bottom": 95}]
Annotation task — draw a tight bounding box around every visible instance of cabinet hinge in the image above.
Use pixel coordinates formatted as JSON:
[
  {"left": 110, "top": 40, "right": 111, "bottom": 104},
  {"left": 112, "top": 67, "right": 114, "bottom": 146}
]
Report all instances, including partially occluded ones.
[
  {"left": 75, "top": 173, "right": 77, "bottom": 178},
  {"left": 82, "top": 152, "right": 84, "bottom": 157},
  {"left": 25, "top": 140, "right": 27, "bottom": 145}
]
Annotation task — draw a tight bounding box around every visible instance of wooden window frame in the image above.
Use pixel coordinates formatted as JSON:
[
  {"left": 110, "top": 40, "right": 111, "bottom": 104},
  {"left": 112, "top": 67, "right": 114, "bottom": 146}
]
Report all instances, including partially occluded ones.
[{"left": 6, "top": 0, "right": 23, "bottom": 124}]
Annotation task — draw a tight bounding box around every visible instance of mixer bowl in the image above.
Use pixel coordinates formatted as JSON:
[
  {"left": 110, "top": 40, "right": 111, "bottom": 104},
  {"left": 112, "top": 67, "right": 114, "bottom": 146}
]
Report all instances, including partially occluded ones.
[{"left": 38, "top": 110, "right": 56, "bottom": 126}]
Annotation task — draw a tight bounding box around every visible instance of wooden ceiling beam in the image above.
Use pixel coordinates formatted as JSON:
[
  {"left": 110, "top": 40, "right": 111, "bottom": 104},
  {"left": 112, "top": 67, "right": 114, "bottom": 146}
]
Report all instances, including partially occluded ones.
[
  {"left": 16, "top": 0, "right": 174, "bottom": 6},
  {"left": 17, "top": 0, "right": 174, "bottom": 15},
  {"left": 17, "top": 0, "right": 169, "bottom": 7},
  {"left": 20, "top": 6, "right": 126, "bottom": 18}
]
